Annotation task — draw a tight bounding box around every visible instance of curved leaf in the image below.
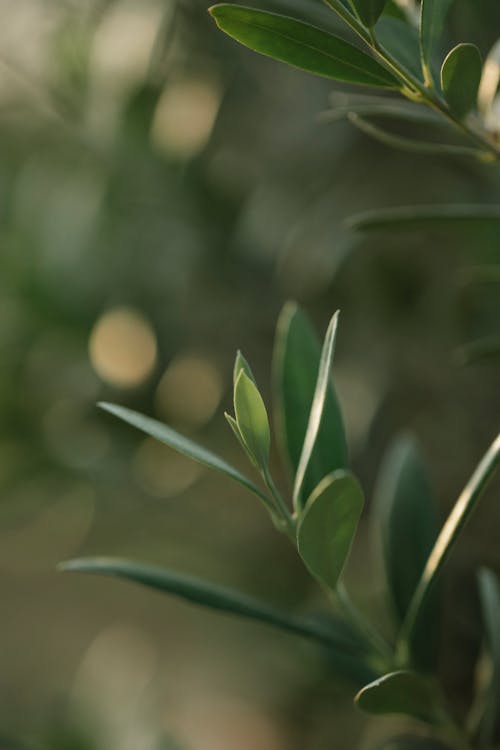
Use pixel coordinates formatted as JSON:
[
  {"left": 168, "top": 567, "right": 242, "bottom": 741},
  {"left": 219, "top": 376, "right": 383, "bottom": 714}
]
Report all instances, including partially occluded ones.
[
  {"left": 441, "top": 43, "right": 482, "bottom": 118},
  {"left": 60, "top": 556, "right": 377, "bottom": 684},
  {"left": 420, "top": 0, "right": 455, "bottom": 84},
  {"left": 209, "top": 5, "right": 399, "bottom": 88},
  {"left": 346, "top": 204, "right": 500, "bottom": 232},
  {"left": 98, "top": 402, "right": 271, "bottom": 506},
  {"left": 272, "top": 302, "right": 348, "bottom": 507},
  {"left": 234, "top": 370, "right": 271, "bottom": 468},
  {"left": 292, "top": 310, "right": 342, "bottom": 508},
  {"left": 297, "top": 470, "right": 364, "bottom": 590},
  {"left": 374, "top": 435, "right": 439, "bottom": 670},
  {"left": 355, "top": 670, "right": 438, "bottom": 723}
]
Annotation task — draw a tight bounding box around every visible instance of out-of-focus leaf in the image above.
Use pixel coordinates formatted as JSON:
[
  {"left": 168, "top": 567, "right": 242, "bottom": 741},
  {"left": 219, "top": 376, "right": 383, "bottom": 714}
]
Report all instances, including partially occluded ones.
[
  {"left": 98, "top": 403, "right": 271, "bottom": 506},
  {"left": 373, "top": 434, "right": 438, "bottom": 670},
  {"left": 297, "top": 471, "right": 364, "bottom": 590},
  {"left": 209, "top": 5, "right": 400, "bottom": 88},
  {"left": 346, "top": 204, "right": 500, "bottom": 232},
  {"left": 347, "top": 112, "right": 482, "bottom": 158},
  {"left": 455, "top": 335, "right": 500, "bottom": 366},
  {"left": 292, "top": 310, "right": 342, "bottom": 507},
  {"left": 59, "top": 557, "right": 378, "bottom": 684},
  {"left": 420, "top": 0, "right": 455, "bottom": 83},
  {"left": 376, "top": 17, "right": 421, "bottom": 78},
  {"left": 441, "top": 43, "right": 482, "bottom": 118},
  {"left": 373, "top": 737, "right": 451, "bottom": 749},
  {"left": 234, "top": 370, "right": 270, "bottom": 468},
  {"left": 398, "top": 434, "right": 500, "bottom": 663},
  {"left": 355, "top": 670, "right": 438, "bottom": 723},
  {"left": 350, "top": 0, "right": 386, "bottom": 28},
  {"left": 320, "top": 99, "right": 441, "bottom": 125},
  {"left": 478, "top": 568, "right": 500, "bottom": 748},
  {"left": 272, "top": 303, "right": 347, "bottom": 507},
  {"left": 382, "top": 0, "right": 407, "bottom": 22}
]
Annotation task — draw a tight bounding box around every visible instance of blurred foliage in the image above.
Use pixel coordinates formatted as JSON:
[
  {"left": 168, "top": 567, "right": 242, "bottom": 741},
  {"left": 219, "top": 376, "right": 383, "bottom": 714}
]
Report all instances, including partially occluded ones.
[{"left": 0, "top": 1, "right": 499, "bottom": 749}]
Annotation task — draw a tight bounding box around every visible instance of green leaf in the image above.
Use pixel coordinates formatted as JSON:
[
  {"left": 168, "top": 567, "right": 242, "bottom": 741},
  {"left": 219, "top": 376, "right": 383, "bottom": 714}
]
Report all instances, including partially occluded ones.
[
  {"left": 374, "top": 435, "right": 439, "bottom": 670},
  {"left": 478, "top": 568, "right": 500, "bottom": 748},
  {"left": 455, "top": 335, "right": 500, "bottom": 366},
  {"left": 292, "top": 310, "right": 342, "bottom": 507},
  {"left": 297, "top": 470, "right": 364, "bottom": 590},
  {"left": 209, "top": 5, "right": 399, "bottom": 88},
  {"left": 420, "top": 0, "right": 455, "bottom": 84},
  {"left": 350, "top": 0, "right": 386, "bottom": 28},
  {"left": 375, "top": 17, "right": 423, "bottom": 79},
  {"left": 234, "top": 370, "right": 271, "bottom": 468},
  {"left": 398, "top": 434, "right": 500, "bottom": 663},
  {"left": 346, "top": 204, "right": 500, "bottom": 232},
  {"left": 233, "top": 350, "right": 256, "bottom": 385},
  {"left": 383, "top": 0, "right": 407, "bottom": 21},
  {"left": 374, "top": 739, "right": 451, "bottom": 749},
  {"left": 272, "top": 303, "right": 348, "bottom": 508},
  {"left": 441, "top": 43, "right": 482, "bottom": 118},
  {"left": 355, "top": 670, "right": 438, "bottom": 723},
  {"left": 98, "top": 402, "right": 270, "bottom": 506},
  {"left": 59, "top": 556, "right": 378, "bottom": 684}
]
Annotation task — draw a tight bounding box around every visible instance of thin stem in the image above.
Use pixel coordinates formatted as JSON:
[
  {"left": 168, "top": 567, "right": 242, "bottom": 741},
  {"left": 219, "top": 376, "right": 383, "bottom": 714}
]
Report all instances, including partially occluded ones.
[{"left": 263, "top": 467, "right": 296, "bottom": 538}]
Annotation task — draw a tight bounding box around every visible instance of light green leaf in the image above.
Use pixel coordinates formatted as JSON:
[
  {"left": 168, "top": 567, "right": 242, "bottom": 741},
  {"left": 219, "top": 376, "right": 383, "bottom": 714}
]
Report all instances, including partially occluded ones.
[
  {"left": 233, "top": 350, "right": 256, "bottom": 385},
  {"left": 234, "top": 370, "right": 271, "bottom": 469},
  {"left": 297, "top": 470, "right": 364, "bottom": 590},
  {"left": 350, "top": 0, "right": 386, "bottom": 28},
  {"left": 292, "top": 310, "right": 341, "bottom": 508},
  {"left": 59, "top": 556, "right": 378, "bottom": 684},
  {"left": 441, "top": 43, "right": 482, "bottom": 118},
  {"left": 374, "top": 434, "right": 438, "bottom": 670},
  {"left": 398, "top": 434, "right": 500, "bottom": 663},
  {"left": 272, "top": 303, "right": 348, "bottom": 508},
  {"left": 355, "top": 670, "right": 438, "bottom": 723},
  {"left": 346, "top": 204, "right": 500, "bottom": 232},
  {"left": 420, "top": 0, "right": 455, "bottom": 84},
  {"left": 98, "top": 402, "right": 270, "bottom": 505},
  {"left": 209, "top": 5, "right": 400, "bottom": 88},
  {"left": 478, "top": 568, "right": 500, "bottom": 749}
]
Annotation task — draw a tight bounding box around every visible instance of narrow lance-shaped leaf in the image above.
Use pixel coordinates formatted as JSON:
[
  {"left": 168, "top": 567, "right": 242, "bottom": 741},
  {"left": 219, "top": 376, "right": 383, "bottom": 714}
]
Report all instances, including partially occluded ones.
[
  {"left": 233, "top": 350, "right": 256, "bottom": 385},
  {"left": 234, "top": 370, "right": 271, "bottom": 469},
  {"left": 209, "top": 5, "right": 400, "bottom": 89},
  {"left": 420, "top": 0, "right": 455, "bottom": 84},
  {"left": 355, "top": 670, "right": 439, "bottom": 724},
  {"left": 272, "top": 303, "right": 348, "bottom": 507},
  {"left": 441, "top": 43, "right": 482, "bottom": 118},
  {"left": 346, "top": 204, "right": 500, "bottom": 232},
  {"left": 292, "top": 310, "right": 341, "bottom": 507},
  {"left": 297, "top": 470, "right": 364, "bottom": 591},
  {"left": 98, "top": 402, "right": 271, "bottom": 507},
  {"left": 375, "top": 17, "right": 422, "bottom": 79},
  {"left": 373, "top": 435, "right": 439, "bottom": 671},
  {"left": 398, "top": 434, "right": 500, "bottom": 662},
  {"left": 59, "top": 557, "right": 378, "bottom": 685},
  {"left": 478, "top": 568, "right": 500, "bottom": 749},
  {"left": 349, "top": 0, "right": 386, "bottom": 28}
]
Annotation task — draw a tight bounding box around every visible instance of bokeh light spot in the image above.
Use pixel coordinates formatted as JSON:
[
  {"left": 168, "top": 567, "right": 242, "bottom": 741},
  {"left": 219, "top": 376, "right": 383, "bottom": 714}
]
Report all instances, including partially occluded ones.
[
  {"left": 155, "top": 353, "right": 223, "bottom": 429},
  {"left": 89, "top": 307, "right": 157, "bottom": 388},
  {"left": 133, "top": 438, "right": 203, "bottom": 498}
]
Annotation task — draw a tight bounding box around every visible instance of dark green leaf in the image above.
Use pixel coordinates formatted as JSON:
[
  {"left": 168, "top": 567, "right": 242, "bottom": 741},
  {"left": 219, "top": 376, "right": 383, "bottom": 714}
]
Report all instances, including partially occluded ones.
[
  {"left": 355, "top": 670, "right": 438, "bottom": 723},
  {"left": 346, "top": 204, "right": 500, "bottom": 232},
  {"left": 272, "top": 303, "right": 348, "bottom": 508},
  {"left": 420, "top": 0, "right": 455, "bottom": 84},
  {"left": 98, "top": 402, "right": 270, "bottom": 506},
  {"left": 441, "top": 43, "right": 482, "bottom": 118},
  {"left": 59, "top": 556, "right": 377, "bottom": 684},
  {"left": 455, "top": 335, "right": 500, "bottom": 366},
  {"left": 374, "top": 434, "right": 438, "bottom": 670},
  {"left": 292, "top": 310, "right": 343, "bottom": 507},
  {"left": 297, "top": 470, "right": 364, "bottom": 590},
  {"left": 478, "top": 568, "right": 500, "bottom": 748},
  {"left": 398, "top": 434, "right": 500, "bottom": 663},
  {"left": 350, "top": 0, "right": 386, "bottom": 28},
  {"left": 234, "top": 370, "right": 271, "bottom": 468},
  {"left": 209, "top": 5, "right": 400, "bottom": 88},
  {"left": 382, "top": 0, "right": 407, "bottom": 21},
  {"left": 373, "top": 736, "right": 451, "bottom": 749},
  {"left": 375, "top": 17, "right": 422, "bottom": 78}
]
